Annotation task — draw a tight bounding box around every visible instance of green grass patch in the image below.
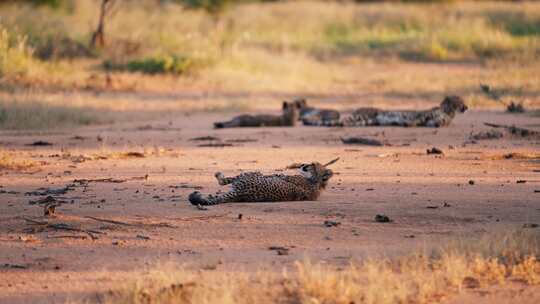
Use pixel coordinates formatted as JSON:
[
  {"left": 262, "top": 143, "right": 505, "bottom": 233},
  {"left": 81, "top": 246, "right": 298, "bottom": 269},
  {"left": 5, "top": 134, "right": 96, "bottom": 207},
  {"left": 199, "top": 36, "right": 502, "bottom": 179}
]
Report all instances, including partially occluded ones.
[
  {"left": 319, "top": 13, "right": 537, "bottom": 62},
  {"left": 485, "top": 10, "right": 540, "bottom": 37},
  {"left": 104, "top": 55, "right": 197, "bottom": 75},
  {"left": 323, "top": 23, "right": 420, "bottom": 55}
]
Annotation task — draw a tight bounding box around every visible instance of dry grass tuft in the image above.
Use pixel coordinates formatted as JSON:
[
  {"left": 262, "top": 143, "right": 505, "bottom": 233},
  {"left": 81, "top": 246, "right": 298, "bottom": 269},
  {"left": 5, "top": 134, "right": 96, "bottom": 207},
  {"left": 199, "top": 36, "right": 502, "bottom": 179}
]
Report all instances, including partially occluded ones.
[
  {"left": 103, "top": 230, "right": 540, "bottom": 304},
  {"left": 487, "top": 152, "right": 540, "bottom": 161},
  {"left": 0, "top": 150, "right": 40, "bottom": 172},
  {"left": 512, "top": 256, "right": 540, "bottom": 284},
  {"left": 0, "top": 26, "right": 36, "bottom": 77}
]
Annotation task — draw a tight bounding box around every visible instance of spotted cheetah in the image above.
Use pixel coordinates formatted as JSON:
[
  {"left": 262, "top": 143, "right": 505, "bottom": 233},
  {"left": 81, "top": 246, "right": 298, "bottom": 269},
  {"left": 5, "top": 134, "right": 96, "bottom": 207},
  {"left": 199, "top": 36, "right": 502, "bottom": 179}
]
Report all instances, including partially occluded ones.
[
  {"left": 213, "top": 101, "right": 300, "bottom": 129},
  {"left": 292, "top": 98, "right": 341, "bottom": 126},
  {"left": 320, "top": 96, "right": 467, "bottom": 128},
  {"left": 188, "top": 158, "right": 338, "bottom": 205}
]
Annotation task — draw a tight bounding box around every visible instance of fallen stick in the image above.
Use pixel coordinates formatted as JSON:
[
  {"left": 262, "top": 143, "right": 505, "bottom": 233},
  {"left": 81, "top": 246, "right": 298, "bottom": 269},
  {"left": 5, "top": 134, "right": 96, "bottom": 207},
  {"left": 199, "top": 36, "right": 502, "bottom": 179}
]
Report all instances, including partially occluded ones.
[
  {"left": 48, "top": 223, "right": 103, "bottom": 235},
  {"left": 23, "top": 217, "right": 104, "bottom": 240},
  {"left": 2, "top": 263, "right": 28, "bottom": 269},
  {"left": 484, "top": 122, "right": 539, "bottom": 137},
  {"left": 73, "top": 175, "right": 149, "bottom": 185},
  {"left": 22, "top": 217, "right": 48, "bottom": 225},
  {"left": 74, "top": 178, "right": 127, "bottom": 184},
  {"left": 85, "top": 216, "right": 177, "bottom": 228},
  {"left": 25, "top": 186, "right": 73, "bottom": 196},
  {"left": 341, "top": 137, "right": 384, "bottom": 146},
  {"left": 148, "top": 222, "right": 178, "bottom": 228},
  {"left": 85, "top": 216, "right": 136, "bottom": 226},
  {"left": 29, "top": 196, "right": 66, "bottom": 205},
  {"left": 171, "top": 213, "right": 231, "bottom": 222},
  {"left": 197, "top": 143, "right": 234, "bottom": 147},
  {"left": 189, "top": 136, "right": 220, "bottom": 141},
  {"left": 47, "top": 235, "right": 88, "bottom": 240}
]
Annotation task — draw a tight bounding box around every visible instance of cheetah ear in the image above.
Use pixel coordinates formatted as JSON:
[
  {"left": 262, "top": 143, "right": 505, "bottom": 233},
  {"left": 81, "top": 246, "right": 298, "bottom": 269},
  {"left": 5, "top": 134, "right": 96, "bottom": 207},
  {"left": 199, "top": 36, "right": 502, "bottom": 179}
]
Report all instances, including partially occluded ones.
[
  {"left": 322, "top": 170, "right": 333, "bottom": 181},
  {"left": 286, "top": 162, "right": 304, "bottom": 169},
  {"left": 323, "top": 157, "right": 340, "bottom": 167}
]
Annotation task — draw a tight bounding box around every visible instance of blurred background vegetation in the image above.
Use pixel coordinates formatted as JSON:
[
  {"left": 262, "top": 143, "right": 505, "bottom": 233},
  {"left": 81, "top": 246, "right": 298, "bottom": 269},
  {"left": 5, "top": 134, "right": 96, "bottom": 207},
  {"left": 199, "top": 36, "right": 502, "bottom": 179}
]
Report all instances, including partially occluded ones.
[
  {"left": 0, "top": 0, "right": 539, "bottom": 128},
  {"left": 1, "top": 0, "right": 538, "bottom": 77}
]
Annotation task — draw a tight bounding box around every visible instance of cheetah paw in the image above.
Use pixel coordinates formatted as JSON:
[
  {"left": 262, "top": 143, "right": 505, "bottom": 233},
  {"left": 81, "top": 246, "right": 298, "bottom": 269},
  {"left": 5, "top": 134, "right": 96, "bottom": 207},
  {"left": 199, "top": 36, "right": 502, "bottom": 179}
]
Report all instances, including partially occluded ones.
[{"left": 188, "top": 191, "right": 208, "bottom": 206}]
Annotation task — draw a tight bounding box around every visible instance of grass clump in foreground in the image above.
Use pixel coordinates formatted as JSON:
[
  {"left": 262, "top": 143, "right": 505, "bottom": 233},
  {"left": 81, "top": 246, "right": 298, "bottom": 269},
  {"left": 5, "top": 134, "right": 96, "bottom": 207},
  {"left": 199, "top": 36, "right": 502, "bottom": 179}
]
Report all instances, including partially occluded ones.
[
  {"left": 0, "top": 98, "right": 109, "bottom": 130},
  {"left": 105, "top": 230, "right": 540, "bottom": 304},
  {"left": 0, "top": 150, "right": 40, "bottom": 172}
]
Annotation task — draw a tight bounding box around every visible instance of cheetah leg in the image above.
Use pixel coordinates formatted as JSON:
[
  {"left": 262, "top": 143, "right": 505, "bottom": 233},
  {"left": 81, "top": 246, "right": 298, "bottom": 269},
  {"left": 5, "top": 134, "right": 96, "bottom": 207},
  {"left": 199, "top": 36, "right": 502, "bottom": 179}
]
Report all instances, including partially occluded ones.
[
  {"left": 215, "top": 172, "right": 235, "bottom": 185},
  {"left": 214, "top": 118, "right": 240, "bottom": 129},
  {"left": 425, "top": 117, "right": 447, "bottom": 128},
  {"left": 188, "top": 191, "right": 239, "bottom": 206}
]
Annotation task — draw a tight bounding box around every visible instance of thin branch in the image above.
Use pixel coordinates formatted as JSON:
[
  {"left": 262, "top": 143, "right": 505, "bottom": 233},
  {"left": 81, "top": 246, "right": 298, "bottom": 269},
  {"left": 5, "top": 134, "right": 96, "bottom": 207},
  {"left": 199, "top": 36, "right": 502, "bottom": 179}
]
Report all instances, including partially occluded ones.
[{"left": 170, "top": 213, "right": 231, "bottom": 222}]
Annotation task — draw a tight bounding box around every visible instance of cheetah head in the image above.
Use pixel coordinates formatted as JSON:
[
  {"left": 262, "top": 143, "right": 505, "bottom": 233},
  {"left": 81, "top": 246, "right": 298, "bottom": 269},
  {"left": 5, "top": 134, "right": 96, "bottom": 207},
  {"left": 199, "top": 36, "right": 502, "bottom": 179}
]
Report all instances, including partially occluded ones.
[
  {"left": 292, "top": 98, "right": 308, "bottom": 110},
  {"left": 298, "top": 158, "right": 338, "bottom": 189},
  {"left": 282, "top": 100, "right": 302, "bottom": 124},
  {"left": 441, "top": 95, "right": 468, "bottom": 114}
]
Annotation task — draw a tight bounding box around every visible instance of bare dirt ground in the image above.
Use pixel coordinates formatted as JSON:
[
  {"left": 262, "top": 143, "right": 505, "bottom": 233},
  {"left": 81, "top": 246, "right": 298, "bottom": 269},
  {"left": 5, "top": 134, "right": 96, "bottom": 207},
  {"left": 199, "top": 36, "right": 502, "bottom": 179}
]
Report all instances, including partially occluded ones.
[{"left": 1, "top": 109, "right": 539, "bottom": 303}]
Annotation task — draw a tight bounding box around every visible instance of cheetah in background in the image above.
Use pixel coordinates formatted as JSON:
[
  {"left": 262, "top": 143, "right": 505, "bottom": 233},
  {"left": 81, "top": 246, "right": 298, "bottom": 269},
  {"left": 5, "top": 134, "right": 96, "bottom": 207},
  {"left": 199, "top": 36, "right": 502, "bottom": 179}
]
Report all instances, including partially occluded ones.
[
  {"left": 213, "top": 101, "right": 301, "bottom": 129},
  {"left": 292, "top": 98, "right": 341, "bottom": 126},
  {"left": 188, "top": 158, "right": 339, "bottom": 206},
  {"left": 320, "top": 96, "right": 467, "bottom": 128}
]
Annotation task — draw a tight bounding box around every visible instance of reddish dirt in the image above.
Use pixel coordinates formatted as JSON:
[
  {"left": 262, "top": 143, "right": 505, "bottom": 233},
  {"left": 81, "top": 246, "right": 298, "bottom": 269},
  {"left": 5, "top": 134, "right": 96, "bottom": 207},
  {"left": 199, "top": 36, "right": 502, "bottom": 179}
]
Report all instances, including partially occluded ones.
[{"left": 1, "top": 110, "right": 539, "bottom": 303}]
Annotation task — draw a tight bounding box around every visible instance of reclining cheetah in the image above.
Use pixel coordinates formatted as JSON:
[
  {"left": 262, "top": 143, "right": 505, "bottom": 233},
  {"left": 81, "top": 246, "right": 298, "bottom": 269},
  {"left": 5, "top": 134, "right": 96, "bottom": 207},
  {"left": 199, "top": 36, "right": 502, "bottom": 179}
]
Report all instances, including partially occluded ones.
[
  {"left": 321, "top": 96, "right": 467, "bottom": 128},
  {"left": 292, "top": 98, "right": 341, "bottom": 126},
  {"left": 214, "top": 101, "right": 300, "bottom": 129},
  {"left": 188, "top": 158, "right": 338, "bottom": 205}
]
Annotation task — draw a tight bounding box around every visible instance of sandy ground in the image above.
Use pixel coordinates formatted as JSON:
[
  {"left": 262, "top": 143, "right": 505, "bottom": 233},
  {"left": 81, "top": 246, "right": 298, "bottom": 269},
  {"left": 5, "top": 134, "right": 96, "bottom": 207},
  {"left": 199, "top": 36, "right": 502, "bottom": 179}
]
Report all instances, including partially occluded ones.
[{"left": 1, "top": 109, "right": 539, "bottom": 303}]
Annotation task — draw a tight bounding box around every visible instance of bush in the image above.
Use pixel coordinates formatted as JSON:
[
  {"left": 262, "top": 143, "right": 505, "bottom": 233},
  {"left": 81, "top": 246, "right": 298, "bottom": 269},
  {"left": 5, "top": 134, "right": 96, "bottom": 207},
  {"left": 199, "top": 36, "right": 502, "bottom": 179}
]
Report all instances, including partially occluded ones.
[
  {"left": 104, "top": 55, "right": 195, "bottom": 75},
  {"left": 33, "top": 35, "right": 93, "bottom": 60},
  {"left": 30, "top": 0, "right": 63, "bottom": 7},
  {"left": 489, "top": 13, "right": 540, "bottom": 37},
  {"left": 180, "top": 0, "right": 233, "bottom": 14}
]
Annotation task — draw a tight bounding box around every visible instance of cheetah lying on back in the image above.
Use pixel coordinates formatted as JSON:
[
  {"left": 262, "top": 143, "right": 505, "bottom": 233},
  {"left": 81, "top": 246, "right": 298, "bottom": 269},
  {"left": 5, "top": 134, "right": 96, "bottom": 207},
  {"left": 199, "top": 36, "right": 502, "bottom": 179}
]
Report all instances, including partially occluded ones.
[
  {"left": 188, "top": 158, "right": 338, "bottom": 205},
  {"left": 213, "top": 101, "right": 300, "bottom": 129},
  {"left": 320, "top": 96, "right": 467, "bottom": 127}
]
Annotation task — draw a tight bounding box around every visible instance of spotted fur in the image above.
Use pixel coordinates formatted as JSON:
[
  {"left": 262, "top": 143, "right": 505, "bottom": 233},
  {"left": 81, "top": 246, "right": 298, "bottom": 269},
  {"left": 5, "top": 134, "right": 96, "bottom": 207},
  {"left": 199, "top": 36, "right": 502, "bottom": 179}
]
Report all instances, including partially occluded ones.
[
  {"left": 320, "top": 96, "right": 467, "bottom": 128},
  {"left": 214, "top": 101, "right": 300, "bottom": 129},
  {"left": 292, "top": 98, "right": 341, "bottom": 126},
  {"left": 188, "top": 162, "right": 334, "bottom": 205}
]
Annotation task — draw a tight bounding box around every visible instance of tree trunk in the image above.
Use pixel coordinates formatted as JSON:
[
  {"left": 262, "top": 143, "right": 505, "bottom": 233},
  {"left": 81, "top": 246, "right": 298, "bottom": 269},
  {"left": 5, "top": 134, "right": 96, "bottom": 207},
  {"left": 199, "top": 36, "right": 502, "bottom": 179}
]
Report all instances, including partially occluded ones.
[{"left": 90, "top": 0, "right": 113, "bottom": 49}]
